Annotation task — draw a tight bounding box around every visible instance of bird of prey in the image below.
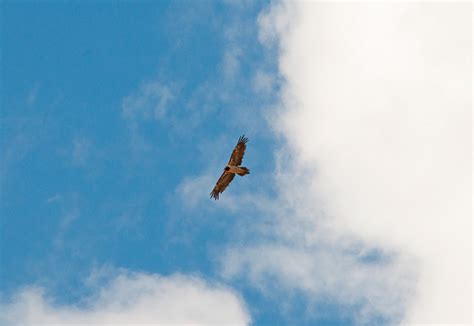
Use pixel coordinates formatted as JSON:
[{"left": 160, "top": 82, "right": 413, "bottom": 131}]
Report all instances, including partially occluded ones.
[{"left": 210, "top": 135, "right": 250, "bottom": 200}]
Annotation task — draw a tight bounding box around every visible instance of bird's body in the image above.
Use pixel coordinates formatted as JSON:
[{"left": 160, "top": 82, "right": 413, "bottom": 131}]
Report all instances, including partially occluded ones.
[
  {"left": 226, "top": 165, "right": 249, "bottom": 176},
  {"left": 210, "top": 135, "right": 249, "bottom": 200}
]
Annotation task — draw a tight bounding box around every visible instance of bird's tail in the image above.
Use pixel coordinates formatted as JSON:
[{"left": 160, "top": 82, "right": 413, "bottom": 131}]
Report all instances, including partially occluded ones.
[{"left": 236, "top": 167, "right": 250, "bottom": 176}]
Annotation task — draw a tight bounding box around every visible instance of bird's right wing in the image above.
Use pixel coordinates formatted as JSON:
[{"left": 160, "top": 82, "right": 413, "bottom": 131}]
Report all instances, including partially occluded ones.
[{"left": 210, "top": 171, "right": 235, "bottom": 200}]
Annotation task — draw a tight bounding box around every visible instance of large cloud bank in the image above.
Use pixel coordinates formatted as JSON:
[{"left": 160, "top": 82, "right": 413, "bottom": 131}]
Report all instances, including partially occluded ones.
[
  {"left": 1, "top": 271, "right": 250, "bottom": 326},
  {"left": 243, "top": 1, "right": 471, "bottom": 324}
]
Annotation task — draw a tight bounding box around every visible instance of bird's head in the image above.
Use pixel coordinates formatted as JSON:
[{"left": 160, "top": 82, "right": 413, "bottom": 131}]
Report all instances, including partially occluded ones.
[{"left": 224, "top": 166, "right": 230, "bottom": 171}]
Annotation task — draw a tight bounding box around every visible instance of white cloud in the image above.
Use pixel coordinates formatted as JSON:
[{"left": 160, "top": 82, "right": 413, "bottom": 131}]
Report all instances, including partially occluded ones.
[
  {"left": 220, "top": 1, "right": 471, "bottom": 324},
  {"left": 1, "top": 270, "right": 250, "bottom": 326}
]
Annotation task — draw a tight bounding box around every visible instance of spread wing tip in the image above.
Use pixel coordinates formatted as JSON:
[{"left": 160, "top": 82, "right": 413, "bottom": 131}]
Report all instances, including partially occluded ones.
[
  {"left": 210, "top": 190, "right": 219, "bottom": 200},
  {"left": 238, "top": 135, "right": 249, "bottom": 144}
]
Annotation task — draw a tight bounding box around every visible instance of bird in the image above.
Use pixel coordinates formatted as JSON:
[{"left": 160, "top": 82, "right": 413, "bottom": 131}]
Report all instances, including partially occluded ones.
[{"left": 210, "top": 135, "right": 250, "bottom": 200}]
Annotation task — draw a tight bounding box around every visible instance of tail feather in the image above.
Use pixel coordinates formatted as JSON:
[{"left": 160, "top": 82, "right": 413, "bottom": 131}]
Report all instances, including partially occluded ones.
[{"left": 237, "top": 167, "right": 250, "bottom": 176}]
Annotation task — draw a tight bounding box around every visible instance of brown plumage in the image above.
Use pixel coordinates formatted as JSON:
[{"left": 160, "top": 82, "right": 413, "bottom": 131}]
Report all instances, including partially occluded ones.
[{"left": 210, "top": 135, "right": 250, "bottom": 200}]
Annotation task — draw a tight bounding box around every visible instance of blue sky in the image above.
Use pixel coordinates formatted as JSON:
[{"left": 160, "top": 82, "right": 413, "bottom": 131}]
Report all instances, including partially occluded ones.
[
  {"left": 1, "top": 1, "right": 471, "bottom": 325},
  {"left": 1, "top": 0, "right": 299, "bottom": 324}
]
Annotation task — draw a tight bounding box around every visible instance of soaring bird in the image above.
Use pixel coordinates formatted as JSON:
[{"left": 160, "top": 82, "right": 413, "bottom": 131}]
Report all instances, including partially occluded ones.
[{"left": 210, "top": 135, "right": 250, "bottom": 200}]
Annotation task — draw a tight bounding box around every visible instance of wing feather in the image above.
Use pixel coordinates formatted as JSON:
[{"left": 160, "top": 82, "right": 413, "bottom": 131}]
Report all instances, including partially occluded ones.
[
  {"left": 227, "top": 135, "right": 248, "bottom": 166},
  {"left": 210, "top": 171, "right": 235, "bottom": 200}
]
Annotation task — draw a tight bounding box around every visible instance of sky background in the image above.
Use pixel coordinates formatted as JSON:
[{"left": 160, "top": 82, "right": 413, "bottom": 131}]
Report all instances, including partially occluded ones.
[{"left": 1, "top": 1, "right": 472, "bottom": 325}]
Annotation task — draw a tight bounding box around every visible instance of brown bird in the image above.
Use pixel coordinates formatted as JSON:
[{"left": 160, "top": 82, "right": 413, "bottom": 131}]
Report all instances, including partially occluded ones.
[{"left": 210, "top": 135, "right": 250, "bottom": 200}]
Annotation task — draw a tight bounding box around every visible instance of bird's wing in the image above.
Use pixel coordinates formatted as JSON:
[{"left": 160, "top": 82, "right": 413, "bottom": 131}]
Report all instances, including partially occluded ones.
[
  {"left": 227, "top": 135, "right": 248, "bottom": 166},
  {"left": 210, "top": 171, "right": 235, "bottom": 200}
]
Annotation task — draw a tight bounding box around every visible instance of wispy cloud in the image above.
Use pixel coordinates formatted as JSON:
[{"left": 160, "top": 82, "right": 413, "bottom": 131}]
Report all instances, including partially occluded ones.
[
  {"left": 175, "top": 174, "right": 216, "bottom": 210},
  {"left": 222, "top": 45, "right": 243, "bottom": 82},
  {"left": 26, "top": 84, "right": 39, "bottom": 106},
  {"left": 52, "top": 194, "right": 81, "bottom": 249},
  {"left": 122, "top": 81, "right": 174, "bottom": 121},
  {"left": 46, "top": 194, "right": 61, "bottom": 204},
  {"left": 252, "top": 69, "right": 275, "bottom": 94},
  {"left": 175, "top": 171, "right": 275, "bottom": 217},
  {"left": 222, "top": 243, "right": 417, "bottom": 324},
  {"left": 121, "top": 81, "right": 176, "bottom": 154},
  {"left": 72, "top": 136, "right": 92, "bottom": 166}
]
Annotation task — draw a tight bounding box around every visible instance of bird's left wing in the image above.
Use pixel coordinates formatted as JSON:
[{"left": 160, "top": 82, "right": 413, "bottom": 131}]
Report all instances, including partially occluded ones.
[
  {"left": 228, "top": 135, "right": 248, "bottom": 166},
  {"left": 210, "top": 171, "right": 235, "bottom": 200}
]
